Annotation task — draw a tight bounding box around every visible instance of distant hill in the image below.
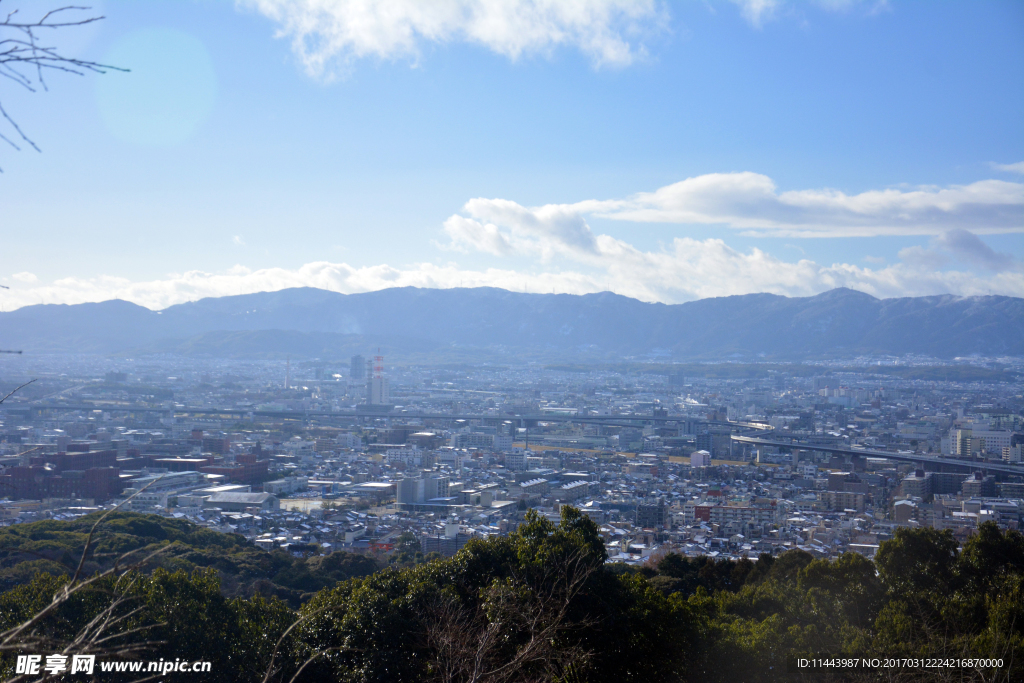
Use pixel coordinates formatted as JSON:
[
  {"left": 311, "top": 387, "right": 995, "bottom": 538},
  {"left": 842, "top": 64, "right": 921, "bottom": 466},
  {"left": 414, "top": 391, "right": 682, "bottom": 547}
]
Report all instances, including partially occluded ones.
[{"left": 1, "top": 286, "right": 1021, "bottom": 360}]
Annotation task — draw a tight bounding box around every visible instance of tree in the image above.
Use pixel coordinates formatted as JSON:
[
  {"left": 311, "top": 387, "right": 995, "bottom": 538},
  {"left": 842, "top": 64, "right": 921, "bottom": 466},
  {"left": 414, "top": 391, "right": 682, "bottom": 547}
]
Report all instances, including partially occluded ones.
[
  {"left": 959, "top": 521, "right": 1024, "bottom": 592},
  {"left": 875, "top": 526, "right": 959, "bottom": 595},
  {"left": 0, "top": 3, "right": 124, "bottom": 169}
]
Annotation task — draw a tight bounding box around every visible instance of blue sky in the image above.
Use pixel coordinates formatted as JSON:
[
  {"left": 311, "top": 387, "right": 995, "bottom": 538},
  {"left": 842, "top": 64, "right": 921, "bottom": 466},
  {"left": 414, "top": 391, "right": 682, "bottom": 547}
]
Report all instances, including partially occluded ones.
[{"left": 1, "top": 0, "right": 1022, "bottom": 309}]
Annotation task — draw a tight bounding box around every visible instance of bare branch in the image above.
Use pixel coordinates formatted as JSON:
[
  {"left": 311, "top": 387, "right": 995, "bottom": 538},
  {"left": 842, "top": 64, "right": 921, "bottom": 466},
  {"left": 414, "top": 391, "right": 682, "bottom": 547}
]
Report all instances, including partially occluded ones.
[
  {"left": 0, "top": 2, "right": 126, "bottom": 168},
  {"left": 0, "top": 378, "right": 35, "bottom": 404},
  {"left": 260, "top": 601, "right": 348, "bottom": 683},
  {"left": 70, "top": 475, "right": 166, "bottom": 586}
]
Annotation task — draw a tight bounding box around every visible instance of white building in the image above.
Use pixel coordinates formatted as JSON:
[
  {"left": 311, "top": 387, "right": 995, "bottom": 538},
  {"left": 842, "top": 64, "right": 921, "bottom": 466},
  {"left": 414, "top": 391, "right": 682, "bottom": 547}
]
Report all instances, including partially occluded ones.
[
  {"left": 127, "top": 491, "right": 169, "bottom": 512},
  {"left": 337, "top": 433, "right": 363, "bottom": 450},
  {"left": 690, "top": 450, "right": 711, "bottom": 467},
  {"left": 368, "top": 377, "right": 390, "bottom": 404},
  {"left": 1003, "top": 443, "right": 1024, "bottom": 463},
  {"left": 386, "top": 447, "right": 423, "bottom": 466},
  {"left": 505, "top": 451, "right": 528, "bottom": 471},
  {"left": 263, "top": 476, "right": 309, "bottom": 495}
]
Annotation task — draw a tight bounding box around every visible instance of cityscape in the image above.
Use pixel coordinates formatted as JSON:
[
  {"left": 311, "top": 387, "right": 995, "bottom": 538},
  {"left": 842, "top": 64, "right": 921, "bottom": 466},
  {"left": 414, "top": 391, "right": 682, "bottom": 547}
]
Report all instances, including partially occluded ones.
[
  {"left": 1, "top": 0, "right": 1022, "bottom": 679},
  {"left": 2, "top": 348, "right": 1022, "bottom": 566}
]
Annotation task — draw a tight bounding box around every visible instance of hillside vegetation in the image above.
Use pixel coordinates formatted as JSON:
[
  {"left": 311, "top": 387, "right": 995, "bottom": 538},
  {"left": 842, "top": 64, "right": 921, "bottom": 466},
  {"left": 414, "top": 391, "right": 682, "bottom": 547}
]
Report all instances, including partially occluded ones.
[
  {"left": 0, "top": 513, "right": 379, "bottom": 606},
  {"left": 0, "top": 509, "right": 1022, "bottom": 681}
]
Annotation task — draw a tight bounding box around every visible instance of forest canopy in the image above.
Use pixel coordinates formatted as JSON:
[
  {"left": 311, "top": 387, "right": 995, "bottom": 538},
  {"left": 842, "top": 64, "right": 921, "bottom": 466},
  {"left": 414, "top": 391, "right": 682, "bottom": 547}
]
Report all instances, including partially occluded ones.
[{"left": 0, "top": 509, "right": 1021, "bottom": 682}]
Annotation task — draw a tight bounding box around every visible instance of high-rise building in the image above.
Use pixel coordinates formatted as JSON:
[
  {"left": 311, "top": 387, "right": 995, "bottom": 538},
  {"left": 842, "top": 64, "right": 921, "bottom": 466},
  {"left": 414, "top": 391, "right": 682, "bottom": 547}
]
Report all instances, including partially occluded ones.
[
  {"left": 397, "top": 477, "right": 423, "bottom": 505},
  {"left": 350, "top": 355, "right": 366, "bottom": 381},
  {"left": 695, "top": 431, "right": 714, "bottom": 456},
  {"left": 901, "top": 470, "right": 931, "bottom": 499},
  {"left": 1002, "top": 434, "right": 1024, "bottom": 463},
  {"left": 368, "top": 377, "right": 390, "bottom": 404},
  {"left": 951, "top": 428, "right": 973, "bottom": 457},
  {"left": 424, "top": 475, "right": 449, "bottom": 501},
  {"left": 365, "top": 351, "right": 390, "bottom": 404}
]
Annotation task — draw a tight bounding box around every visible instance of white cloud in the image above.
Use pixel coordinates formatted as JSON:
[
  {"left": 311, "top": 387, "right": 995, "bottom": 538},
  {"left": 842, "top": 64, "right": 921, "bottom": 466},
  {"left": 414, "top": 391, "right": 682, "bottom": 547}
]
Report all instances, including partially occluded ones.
[
  {"left": 0, "top": 263, "right": 604, "bottom": 311},
  {"left": 992, "top": 161, "right": 1024, "bottom": 174},
  {"left": 898, "top": 228, "right": 1018, "bottom": 273},
  {"left": 934, "top": 229, "right": 1016, "bottom": 272},
  {"left": 238, "top": 0, "right": 666, "bottom": 76},
  {"left": 897, "top": 245, "right": 949, "bottom": 271},
  {"left": 11, "top": 272, "right": 37, "bottom": 283},
  {"left": 233, "top": 235, "right": 245, "bottom": 246},
  {"left": 4, "top": 239, "right": 1022, "bottom": 313},
  {"left": 730, "top": 0, "right": 890, "bottom": 26},
  {"left": 729, "top": 0, "right": 779, "bottom": 28},
  {"left": 486, "top": 171, "right": 1023, "bottom": 238},
  {"left": 4, "top": 173, "right": 1021, "bottom": 312}
]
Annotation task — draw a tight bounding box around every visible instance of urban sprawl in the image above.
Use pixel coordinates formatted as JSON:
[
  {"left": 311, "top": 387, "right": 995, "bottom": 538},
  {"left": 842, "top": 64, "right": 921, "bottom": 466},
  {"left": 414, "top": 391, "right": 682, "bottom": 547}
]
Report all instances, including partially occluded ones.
[{"left": 2, "top": 353, "right": 1023, "bottom": 566}]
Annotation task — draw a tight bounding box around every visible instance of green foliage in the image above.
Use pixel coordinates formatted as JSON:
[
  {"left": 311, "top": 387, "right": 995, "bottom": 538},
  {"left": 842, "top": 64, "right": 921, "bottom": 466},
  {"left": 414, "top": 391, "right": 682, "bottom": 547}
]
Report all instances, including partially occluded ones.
[
  {"left": 0, "top": 512, "right": 380, "bottom": 606},
  {"left": 875, "top": 525, "right": 960, "bottom": 594},
  {"left": 1, "top": 513, "right": 1022, "bottom": 681}
]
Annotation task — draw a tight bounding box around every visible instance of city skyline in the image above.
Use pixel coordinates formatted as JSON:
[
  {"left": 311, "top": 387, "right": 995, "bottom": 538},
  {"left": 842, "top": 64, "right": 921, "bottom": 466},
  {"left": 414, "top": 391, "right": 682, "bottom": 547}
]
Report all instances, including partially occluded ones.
[{"left": 2, "top": 0, "right": 1022, "bottom": 310}]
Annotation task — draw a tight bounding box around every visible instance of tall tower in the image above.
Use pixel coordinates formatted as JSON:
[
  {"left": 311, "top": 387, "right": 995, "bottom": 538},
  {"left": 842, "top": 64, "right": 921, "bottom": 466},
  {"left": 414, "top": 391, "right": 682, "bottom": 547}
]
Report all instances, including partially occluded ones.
[
  {"left": 285, "top": 357, "right": 291, "bottom": 389},
  {"left": 367, "top": 349, "right": 390, "bottom": 404}
]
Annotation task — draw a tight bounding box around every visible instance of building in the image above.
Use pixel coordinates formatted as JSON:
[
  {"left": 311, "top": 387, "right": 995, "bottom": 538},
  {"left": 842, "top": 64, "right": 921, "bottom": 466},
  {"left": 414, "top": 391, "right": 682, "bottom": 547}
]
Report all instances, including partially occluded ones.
[
  {"left": 962, "top": 473, "right": 996, "bottom": 498},
  {"left": 706, "top": 503, "right": 778, "bottom": 527},
  {"left": 619, "top": 428, "right": 644, "bottom": 451},
  {"left": 367, "top": 376, "right": 390, "bottom": 405},
  {"left": 350, "top": 355, "right": 366, "bottom": 381},
  {"left": 386, "top": 447, "right": 423, "bottom": 466},
  {"left": 894, "top": 499, "right": 918, "bottom": 523},
  {"left": 424, "top": 475, "right": 449, "bottom": 501},
  {"left": 929, "top": 472, "right": 968, "bottom": 495},
  {"left": 997, "top": 481, "right": 1024, "bottom": 498},
  {"left": 970, "top": 429, "right": 1013, "bottom": 455},
  {"left": 396, "top": 474, "right": 449, "bottom": 505},
  {"left": 690, "top": 450, "right": 711, "bottom": 467},
  {"left": 505, "top": 452, "right": 528, "bottom": 472},
  {"left": 1002, "top": 434, "right": 1024, "bottom": 463},
  {"left": 901, "top": 470, "right": 932, "bottom": 500},
  {"left": 337, "top": 433, "right": 363, "bottom": 450},
  {"left": 636, "top": 501, "right": 668, "bottom": 529},
  {"left": 554, "top": 480, "right": 589, "bottom": 502},
  {"left": 421, "top": 524, "right": 473, "bottom": 557},
  {"left": 510, "top": 478, "right": 549, "bottom": 498},
  {"left": 396, "top": 477, "right": 423, "bottom": 505},
  {"left": 200, "top": 453, "right": 269, "bottom": 485},
  {"left": 822, "top": 490, "right": 866, "bottom": 512},
  {"left": 450, "top": 433, "right": 495, "bottom": 449},
  {"left": 950, "top": 428, "right": 973, "bottom": 457},
  {"left": 202, "top": 492, "right": 279, "bottom": 512},
  {"left": 0, "top": 449, "right": 124, "bottom": 502},
  {"left": 126, "top": 491, "right": 169, "bottom": 512},
  {"left": 263, "top": 476, "right": 308, "bottom": 495}
]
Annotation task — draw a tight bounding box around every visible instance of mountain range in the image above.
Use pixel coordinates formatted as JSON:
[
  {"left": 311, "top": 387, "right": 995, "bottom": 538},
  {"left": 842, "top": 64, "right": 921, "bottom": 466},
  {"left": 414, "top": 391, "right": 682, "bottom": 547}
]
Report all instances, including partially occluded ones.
[{"left": 1, "top": 287, "right": 1021, "bottom": 361}]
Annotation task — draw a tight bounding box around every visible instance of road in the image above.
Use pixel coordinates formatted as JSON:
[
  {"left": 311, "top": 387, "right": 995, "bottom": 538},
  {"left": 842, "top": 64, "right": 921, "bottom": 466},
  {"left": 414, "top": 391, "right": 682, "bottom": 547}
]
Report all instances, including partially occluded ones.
[{"left": 731, "top": 435, "right": 1024, "bottom": 477}]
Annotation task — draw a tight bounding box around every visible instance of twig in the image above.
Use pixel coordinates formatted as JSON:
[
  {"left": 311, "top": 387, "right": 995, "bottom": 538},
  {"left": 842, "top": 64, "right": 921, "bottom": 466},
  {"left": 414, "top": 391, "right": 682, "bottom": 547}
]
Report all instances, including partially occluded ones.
[{"left": 0, "top": 378, "right": 35, "bottom": 404}]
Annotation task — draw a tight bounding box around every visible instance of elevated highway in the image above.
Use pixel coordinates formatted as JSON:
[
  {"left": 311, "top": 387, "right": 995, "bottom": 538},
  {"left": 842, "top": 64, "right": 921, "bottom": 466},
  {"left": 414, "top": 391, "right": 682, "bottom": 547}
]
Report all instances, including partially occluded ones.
[
  {"left": 732, "top": 435, "right": 1024, "bottom": 477},
  {"left": 3, "top": 401, "right": 770, "bottom": 432}
]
